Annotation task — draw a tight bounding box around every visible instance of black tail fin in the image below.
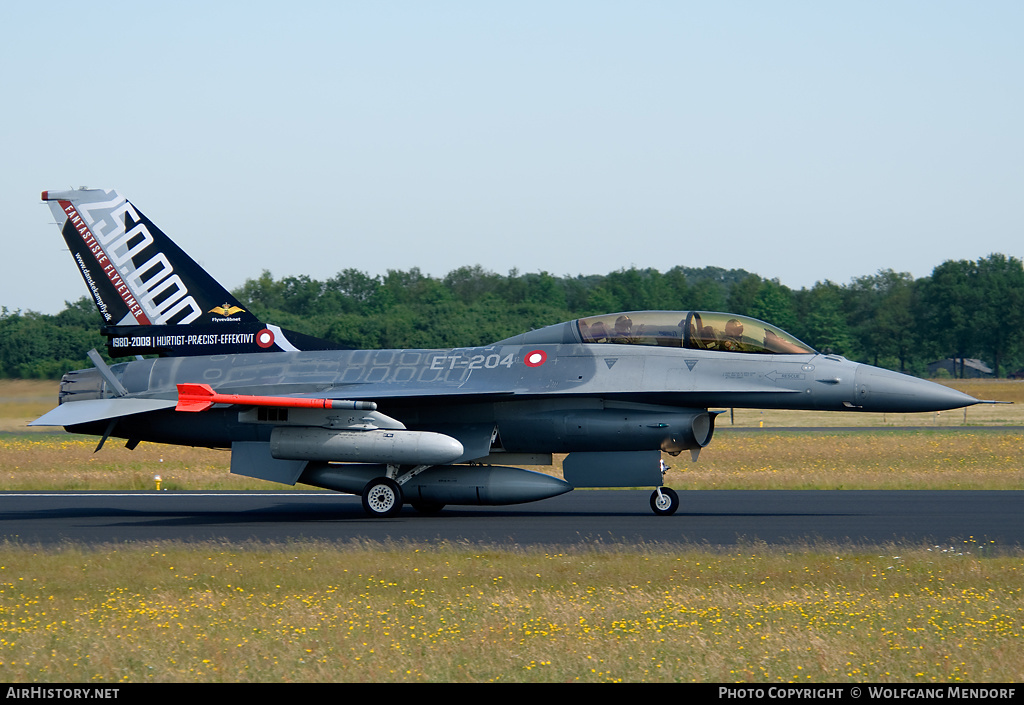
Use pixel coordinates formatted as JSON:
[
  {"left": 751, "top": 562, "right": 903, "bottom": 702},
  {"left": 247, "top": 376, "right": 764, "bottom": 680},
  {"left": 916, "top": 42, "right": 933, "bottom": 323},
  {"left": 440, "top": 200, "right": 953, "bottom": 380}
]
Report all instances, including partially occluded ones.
[{"left": 43, "top": 188, "right": 343, "bottom": 357}]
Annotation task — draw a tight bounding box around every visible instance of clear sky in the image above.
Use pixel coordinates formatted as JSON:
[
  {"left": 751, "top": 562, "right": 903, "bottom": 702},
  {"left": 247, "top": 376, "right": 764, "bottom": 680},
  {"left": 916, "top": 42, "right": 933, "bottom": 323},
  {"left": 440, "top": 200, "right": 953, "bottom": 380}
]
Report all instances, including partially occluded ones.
[{"left": 3, "top": 1, "right": 1021, "bottom": 315}]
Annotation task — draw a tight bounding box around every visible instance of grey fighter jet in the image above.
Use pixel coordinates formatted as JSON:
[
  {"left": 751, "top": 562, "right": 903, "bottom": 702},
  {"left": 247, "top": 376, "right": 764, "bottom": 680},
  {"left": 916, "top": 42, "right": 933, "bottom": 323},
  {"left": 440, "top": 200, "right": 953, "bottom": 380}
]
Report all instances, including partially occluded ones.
[{"left": 32, "top": 188, "right": 982, "bottom": 516}]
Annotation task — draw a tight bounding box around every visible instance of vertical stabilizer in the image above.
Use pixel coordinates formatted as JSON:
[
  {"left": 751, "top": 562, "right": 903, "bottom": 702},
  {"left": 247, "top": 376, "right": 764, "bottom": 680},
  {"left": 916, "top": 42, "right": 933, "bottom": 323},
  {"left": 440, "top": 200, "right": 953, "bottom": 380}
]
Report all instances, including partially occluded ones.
[
  {"left": 43, "top": 188, "right": 343, "bottom": 357},
  {"left": 43, "top": 188, "right": 256, "bottom": 326}
]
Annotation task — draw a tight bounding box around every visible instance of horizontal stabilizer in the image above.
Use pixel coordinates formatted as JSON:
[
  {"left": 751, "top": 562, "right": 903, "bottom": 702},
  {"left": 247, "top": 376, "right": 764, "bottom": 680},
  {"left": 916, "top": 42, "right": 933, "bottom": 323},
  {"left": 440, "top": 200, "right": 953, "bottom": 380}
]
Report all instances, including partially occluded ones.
[
  {"left": 175, "top": 383, "right": 378, "bottom": 413},
  {"left": 30, "top": 398, "right": 177, "bottom": 427}
]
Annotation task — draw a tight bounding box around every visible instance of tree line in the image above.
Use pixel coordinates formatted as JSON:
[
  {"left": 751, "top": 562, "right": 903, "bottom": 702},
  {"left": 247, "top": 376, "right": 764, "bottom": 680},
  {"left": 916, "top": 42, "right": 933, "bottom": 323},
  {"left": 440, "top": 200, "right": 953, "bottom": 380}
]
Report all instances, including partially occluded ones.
[{"left": 2, "top": 254, "right": 1022, "bottom": 380}]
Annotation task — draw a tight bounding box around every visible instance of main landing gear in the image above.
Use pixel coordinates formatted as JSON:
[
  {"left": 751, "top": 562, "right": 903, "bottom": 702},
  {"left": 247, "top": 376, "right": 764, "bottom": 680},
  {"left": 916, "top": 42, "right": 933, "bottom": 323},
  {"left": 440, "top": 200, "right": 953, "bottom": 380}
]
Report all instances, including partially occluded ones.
[
  {"left": 361, "top": 477, "right": 403, "bottom": 518},
  {"left": 360, "top": 464, "right": 437, "bottom": 518}
]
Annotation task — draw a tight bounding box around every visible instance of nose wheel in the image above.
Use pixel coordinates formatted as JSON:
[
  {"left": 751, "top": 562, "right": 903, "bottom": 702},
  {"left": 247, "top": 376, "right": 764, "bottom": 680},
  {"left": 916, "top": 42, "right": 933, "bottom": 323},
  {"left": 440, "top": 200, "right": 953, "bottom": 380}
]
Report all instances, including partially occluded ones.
[{"left": 650, "top": 487, "right": 679, "bottom": 516}]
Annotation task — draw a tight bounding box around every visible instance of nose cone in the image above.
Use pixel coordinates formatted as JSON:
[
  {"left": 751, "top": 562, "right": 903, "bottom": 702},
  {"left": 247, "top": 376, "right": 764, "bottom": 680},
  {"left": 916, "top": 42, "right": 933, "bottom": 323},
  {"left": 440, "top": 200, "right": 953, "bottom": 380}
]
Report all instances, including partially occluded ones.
[{"left": 854, "top": 365, "right": 979, "bottom": 413}]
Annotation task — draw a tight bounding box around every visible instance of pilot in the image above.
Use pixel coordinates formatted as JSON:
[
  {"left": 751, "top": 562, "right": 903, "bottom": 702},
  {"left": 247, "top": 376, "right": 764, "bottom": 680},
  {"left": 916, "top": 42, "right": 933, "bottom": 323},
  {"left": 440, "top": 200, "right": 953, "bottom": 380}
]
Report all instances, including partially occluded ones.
[
  {"left": 721, "top": 318, "right": 750, "bottom": 352},
  {"left": 612, "top": 315, "right": 633, "bottom": 344},
  {"left": 588, "top": 321, "right": 609, "bottom": 343}
]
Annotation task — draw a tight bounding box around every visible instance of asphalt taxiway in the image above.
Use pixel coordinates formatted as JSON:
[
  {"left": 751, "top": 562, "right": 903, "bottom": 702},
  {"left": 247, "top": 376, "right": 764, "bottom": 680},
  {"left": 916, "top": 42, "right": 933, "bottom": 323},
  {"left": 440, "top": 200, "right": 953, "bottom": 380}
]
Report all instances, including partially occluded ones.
[{"left": 0, "top": 489, "right": 1020, "bottom": 548}]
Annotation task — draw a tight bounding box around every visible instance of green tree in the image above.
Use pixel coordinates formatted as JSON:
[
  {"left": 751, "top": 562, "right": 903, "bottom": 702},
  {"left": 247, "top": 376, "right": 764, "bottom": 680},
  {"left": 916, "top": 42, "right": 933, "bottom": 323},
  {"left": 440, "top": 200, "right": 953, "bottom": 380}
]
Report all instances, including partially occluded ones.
[
  {"left": 972, "top": 254, "right": 1024, "bottom": 377},
  {"left": 920, "top": 260, "right": 978, "bottom": 377},
  {"left": 443, "top": 265, "right": 501, "bottom": 305},
  {"left": 748, "top": 279, "right": 798, "bottom": 334},
  {"left": 726, "top": 274, "right": 763, "bottom": 316},
  {"left": 324, "top": 269, "right": 386, "bottom": 314},
  {"left": 845, "top": 270, "right": 920, "bottom": 371},
  {"left": 0, "top": 307, "right": 102, "bottom": 378},
  {"left": 796, "top": 281, "right": 852, "bottom": 355}
]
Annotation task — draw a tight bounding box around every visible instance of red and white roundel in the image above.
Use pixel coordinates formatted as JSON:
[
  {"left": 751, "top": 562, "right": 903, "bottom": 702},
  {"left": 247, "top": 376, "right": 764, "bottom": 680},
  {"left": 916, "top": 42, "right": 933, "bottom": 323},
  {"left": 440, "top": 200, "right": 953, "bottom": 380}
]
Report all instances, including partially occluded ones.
[
  {"left": 524, "top": 349, "right": 547, "bottom": 367},
  {"left": 256, "top": 328, "right": 276, "bottom": 348}
]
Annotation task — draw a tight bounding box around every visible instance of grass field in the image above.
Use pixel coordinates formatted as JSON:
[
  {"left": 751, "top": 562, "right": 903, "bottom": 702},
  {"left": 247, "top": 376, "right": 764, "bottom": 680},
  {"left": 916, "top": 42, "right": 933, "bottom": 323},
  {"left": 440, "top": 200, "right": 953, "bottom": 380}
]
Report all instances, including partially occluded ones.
[
  {"left": 1, "top": 378, "right": 1022, "bottom": 683},
  {"left": 0, "top": 541, "right": 1021, "bottom": 683}
]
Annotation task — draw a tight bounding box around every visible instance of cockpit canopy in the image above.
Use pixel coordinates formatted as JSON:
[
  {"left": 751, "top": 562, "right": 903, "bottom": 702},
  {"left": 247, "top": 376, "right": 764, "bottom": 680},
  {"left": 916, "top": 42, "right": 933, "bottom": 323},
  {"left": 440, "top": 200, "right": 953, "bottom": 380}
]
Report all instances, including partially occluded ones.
[{"left": 576, "top": 311, "right": 816, "bottom": 354}]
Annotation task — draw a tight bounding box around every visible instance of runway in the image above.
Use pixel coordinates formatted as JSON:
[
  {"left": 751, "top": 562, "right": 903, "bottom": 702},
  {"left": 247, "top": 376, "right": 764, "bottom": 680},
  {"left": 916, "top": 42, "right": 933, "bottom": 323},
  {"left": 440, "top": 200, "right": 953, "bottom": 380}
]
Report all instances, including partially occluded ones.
[{"left": 0, "top": 489, "right": 1021, "bottom": 548}]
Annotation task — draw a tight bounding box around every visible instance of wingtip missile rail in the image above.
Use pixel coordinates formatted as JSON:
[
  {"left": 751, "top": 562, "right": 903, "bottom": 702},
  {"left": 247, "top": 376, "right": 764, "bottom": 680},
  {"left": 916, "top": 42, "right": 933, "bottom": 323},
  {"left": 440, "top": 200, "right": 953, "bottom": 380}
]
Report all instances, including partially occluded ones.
[{"left": 175, "top": 383, "right": 377, "bottom": 413}]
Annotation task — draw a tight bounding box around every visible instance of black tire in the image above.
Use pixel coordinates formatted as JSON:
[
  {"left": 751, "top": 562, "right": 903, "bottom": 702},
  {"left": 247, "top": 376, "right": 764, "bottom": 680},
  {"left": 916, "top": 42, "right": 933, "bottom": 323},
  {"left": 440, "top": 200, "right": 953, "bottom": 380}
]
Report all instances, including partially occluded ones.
[
  {"left": 650, "top": 487, "right": 679, "bottom": 516},
  {"left": 361, "top": 477, "right": 403, "bottom": 518}
]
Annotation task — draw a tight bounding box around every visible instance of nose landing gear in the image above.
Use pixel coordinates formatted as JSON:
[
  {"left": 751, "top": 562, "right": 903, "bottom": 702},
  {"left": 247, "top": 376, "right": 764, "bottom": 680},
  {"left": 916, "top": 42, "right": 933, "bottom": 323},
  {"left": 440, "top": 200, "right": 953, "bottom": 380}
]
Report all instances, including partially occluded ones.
[{"left": 650, "top": 486, "right": 679, "bottom": 516}]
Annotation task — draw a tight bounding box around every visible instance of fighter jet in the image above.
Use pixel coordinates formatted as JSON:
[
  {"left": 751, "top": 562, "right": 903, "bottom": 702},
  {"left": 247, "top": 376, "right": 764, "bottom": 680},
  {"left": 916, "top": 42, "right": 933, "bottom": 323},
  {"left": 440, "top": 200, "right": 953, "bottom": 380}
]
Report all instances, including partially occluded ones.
[{"left": 32, "top": 188, "right": 982, "bottom": 516}]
